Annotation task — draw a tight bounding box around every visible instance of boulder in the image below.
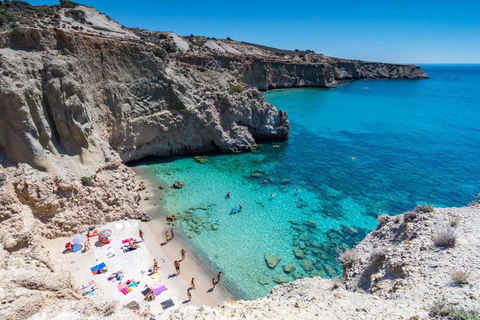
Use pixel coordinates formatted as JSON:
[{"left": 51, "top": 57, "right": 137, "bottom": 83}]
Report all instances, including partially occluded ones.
[
  {"left": 173, "top": 181, "right": 184, "bottom": 189},
  {"left": 293, "top": 248, "right": 305, "bottom": 259},
  {"left": 265, "top": 253, "right": 282, "bottom": 269},
  {"left": 299, "top": 259, "right": 314, "bottom": 272},
  {"left": 304, "top": 220, "right": 317, "bottom": 229},
  {"left": 283, "top": 264, "right": 297, "bottom": 273}
]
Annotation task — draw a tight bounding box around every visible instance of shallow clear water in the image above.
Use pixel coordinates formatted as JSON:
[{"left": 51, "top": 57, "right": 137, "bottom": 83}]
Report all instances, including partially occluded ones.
[{"left": 137, "top": 65, "right": 480, "bottom": 300}]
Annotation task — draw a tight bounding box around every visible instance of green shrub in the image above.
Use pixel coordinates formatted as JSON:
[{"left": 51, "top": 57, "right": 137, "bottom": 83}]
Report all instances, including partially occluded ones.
[
  {"left": 60, "top": 0, "right": 80, "bottom": 8},
  {"left": 81, "top": 176, "right": 93, "bottom": 186},
  {"left": 430, "top": 298, "right": 479, "bottom": 320},
  {"left": 66, "top": 9, "right": 85, "bottom": 23},
  {"left": 162, "top": 43, "right": 177, "bottom": 53},
  {"left": 230, "top": 85, "right": 243, "bottom": 94}
]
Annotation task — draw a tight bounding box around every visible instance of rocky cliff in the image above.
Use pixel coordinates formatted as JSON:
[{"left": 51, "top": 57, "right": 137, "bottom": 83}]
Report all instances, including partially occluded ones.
[{"left": 0, "top": 2, "right": 431, "bottom": 319}]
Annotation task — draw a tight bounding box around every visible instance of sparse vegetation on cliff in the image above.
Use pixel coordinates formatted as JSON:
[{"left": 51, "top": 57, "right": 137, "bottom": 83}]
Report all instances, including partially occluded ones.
[
  {"left": 433, "top": 227, "right": 456, "bottom": 247},
  {"left": 230, "top": 85, "right": 243, "bottom": 93}
]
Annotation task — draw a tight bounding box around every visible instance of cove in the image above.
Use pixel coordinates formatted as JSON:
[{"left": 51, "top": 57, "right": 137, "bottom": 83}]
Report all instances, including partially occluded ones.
[{"left": 136, "top": 65, "right": 480, "bottom": 300}]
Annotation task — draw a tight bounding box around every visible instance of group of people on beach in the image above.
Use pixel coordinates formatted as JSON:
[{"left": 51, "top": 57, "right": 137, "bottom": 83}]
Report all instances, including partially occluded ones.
[{"left": 165, "top": 228, "right": 175, "bottom": 243}]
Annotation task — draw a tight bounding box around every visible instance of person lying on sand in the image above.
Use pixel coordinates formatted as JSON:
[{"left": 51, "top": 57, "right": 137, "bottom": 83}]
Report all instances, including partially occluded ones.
[
  {"left": 128, "top": 240, "right": 138, "bottom": 250},
  {"left": 108, "top": 271, "right": 123, "bottom": 281}
]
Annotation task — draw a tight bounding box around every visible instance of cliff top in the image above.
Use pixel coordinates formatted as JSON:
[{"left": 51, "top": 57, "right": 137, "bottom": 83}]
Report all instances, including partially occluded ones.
[{"left": 0, "top": 1, "right": 423, "bottom": 68}]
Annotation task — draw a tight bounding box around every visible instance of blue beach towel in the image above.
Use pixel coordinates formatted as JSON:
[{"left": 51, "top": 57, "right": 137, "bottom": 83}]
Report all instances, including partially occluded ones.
[
  {"left": 72, "top": 244, "right": 82, "bottom": 253},
  {"left": 91, "top": 262, "right": 106, "bottom": 274}
]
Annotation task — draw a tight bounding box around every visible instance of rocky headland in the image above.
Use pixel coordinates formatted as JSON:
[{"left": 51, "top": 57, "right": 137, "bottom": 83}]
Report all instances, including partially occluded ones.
[{"left": 3, "top": 2, "right": 472, "bottom": 320}]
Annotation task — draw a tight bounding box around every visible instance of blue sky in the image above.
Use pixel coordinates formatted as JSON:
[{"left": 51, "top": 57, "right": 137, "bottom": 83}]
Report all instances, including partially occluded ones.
[{"left": 26, "top": 0, "right": 480, "bottom": 63}]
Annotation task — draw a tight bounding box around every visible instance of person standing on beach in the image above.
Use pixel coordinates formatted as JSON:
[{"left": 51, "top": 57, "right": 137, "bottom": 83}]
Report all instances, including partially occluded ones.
[
  {"left": 174, "top": 260, "right": 180, "bottom": 275},
  {"left": 139, "top": 230, "right": 144, "bottom": 242},
  {"left": 211, "top": 277, "right": 216, "bottom": 290},
  {"left": 180, "top": 248, "right": 186, "bottom": 260},
  {"left": 217, "top": 271, "right": 222, "bottom": 284},
  {"left": 187, "top": 289, "right": 192, "bottom": 302},
  {"left": 84, "top": 238, "right": 90, "bottom": 251},
  {"left": 153, "top": 258, "right": 158, "bottom": 273},
  {"left": 191, "top": 278, "right": 195, "bottom": 289},
  {"left": 171, "top": 228, "right": 175, "bottom": 240},
  {"left": 165, "top": 231, "right": 170, "bottom": 243}
]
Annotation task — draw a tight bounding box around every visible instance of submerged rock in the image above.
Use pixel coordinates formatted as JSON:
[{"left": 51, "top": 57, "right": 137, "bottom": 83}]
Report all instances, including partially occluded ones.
[
  {"left": 311, "top": 271, "right": 323, "bottom": 278},
  {"left": 284, "top": 263, "right": 297, "bottom": 273},
  {"left": 324, "top": 265, "right": 337, "bottom": 277},
  {"left": 265, "top": 253, "right": 282, "bottom": 269},
  {"left": 304, "top": 220, "right": 317, "bottom": 229},
  {"left": 299, "top": 259, "right": 314, "bottom": 272},
  {"left": 293, "top": 248, "right": 305, "bottom": 259},
  {"left": 250, "top": 171, "right": 264, "bottom": 178},
  {"left": 274, "top": 276, "right": 288, "bottom": 284},
  {"left": 257, "top": 274, "right": 270, "bottom": 285},
  {"left": 194, "top": 156, "right": 208, "bottom": 164}
]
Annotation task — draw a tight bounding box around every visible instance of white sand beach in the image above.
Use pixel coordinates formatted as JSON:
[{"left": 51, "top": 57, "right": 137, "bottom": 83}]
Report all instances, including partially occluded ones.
[{"left": 44, "top": 168, "right": 233, "bottom": 316}]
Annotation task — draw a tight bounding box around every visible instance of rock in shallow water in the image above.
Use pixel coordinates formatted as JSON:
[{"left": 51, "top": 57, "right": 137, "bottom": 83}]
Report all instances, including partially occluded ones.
[
  {"left": 304, "top": 220, "right": 317, "bottom": 229},
  {"left": 299, "top": 259, "right": 314, "bottom": 272},
  {"left": 293, "top": 248, "right": 305, "bottom": 259},
  {"left": 274, "top": 276, "right": 288, "bottom": 284},
  {"left": 284, "top": 263, "right": 297, "bottom": 273},
  {"left": 265, "top": 253, "right": 282, "bottom": 268}
]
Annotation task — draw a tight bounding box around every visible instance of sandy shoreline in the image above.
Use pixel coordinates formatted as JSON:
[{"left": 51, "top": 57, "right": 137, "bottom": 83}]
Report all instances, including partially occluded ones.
[
  {"left": 42, "top": 165, "right": 233, "bottom": 317},
  {"left": 132, "top": 165, "right": 234, "bottom": 305}
]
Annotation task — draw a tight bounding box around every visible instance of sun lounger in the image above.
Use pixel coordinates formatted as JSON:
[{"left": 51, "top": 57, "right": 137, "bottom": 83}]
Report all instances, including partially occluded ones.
[{"left": 91, "top": 262, "right": 107, "bottom": 275}]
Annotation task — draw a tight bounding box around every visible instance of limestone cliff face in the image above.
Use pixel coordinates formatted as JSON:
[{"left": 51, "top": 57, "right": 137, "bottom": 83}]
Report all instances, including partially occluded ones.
[
  {"left": 241, "top": 59, "right": 427, "bottom": 91},
  {"left": 0, "top": 27, "right": 288, "bottom": 173}
]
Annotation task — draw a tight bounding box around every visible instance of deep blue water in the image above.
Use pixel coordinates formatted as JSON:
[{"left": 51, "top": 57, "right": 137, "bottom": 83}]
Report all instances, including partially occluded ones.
[{"left": 137, "top": 65, "right": 480, "bottom": 300}]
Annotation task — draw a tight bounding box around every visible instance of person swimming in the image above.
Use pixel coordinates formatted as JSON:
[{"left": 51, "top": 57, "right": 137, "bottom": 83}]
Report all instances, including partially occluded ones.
[
  {"left": 270, "top": 193, "right": 276, "bottom": 197},
  {"left": 352, "top": 156, "right": 356, "bottom": 160}
]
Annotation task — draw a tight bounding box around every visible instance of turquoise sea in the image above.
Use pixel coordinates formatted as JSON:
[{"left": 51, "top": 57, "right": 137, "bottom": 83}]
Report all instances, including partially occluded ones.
[{"left": 136, "top": 65, "right": 480, "bottom": 300}]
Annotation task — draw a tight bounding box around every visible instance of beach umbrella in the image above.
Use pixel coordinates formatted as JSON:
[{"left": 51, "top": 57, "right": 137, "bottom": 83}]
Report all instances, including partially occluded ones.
[
  {"left": 98, "top": 229, "right": 112, "bottom": 239},
  {"left": 71, "top": 234, "right": 87, "bottom": 244}
]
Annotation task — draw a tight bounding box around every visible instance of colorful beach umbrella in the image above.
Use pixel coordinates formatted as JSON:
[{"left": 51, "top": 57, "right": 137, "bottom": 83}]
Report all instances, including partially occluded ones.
[
  {"left": 71, "top": 234, "right": 87, "bottom": 244},
  {"left": 98, "top": 229, "right": 112, "bottom": 239}
]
